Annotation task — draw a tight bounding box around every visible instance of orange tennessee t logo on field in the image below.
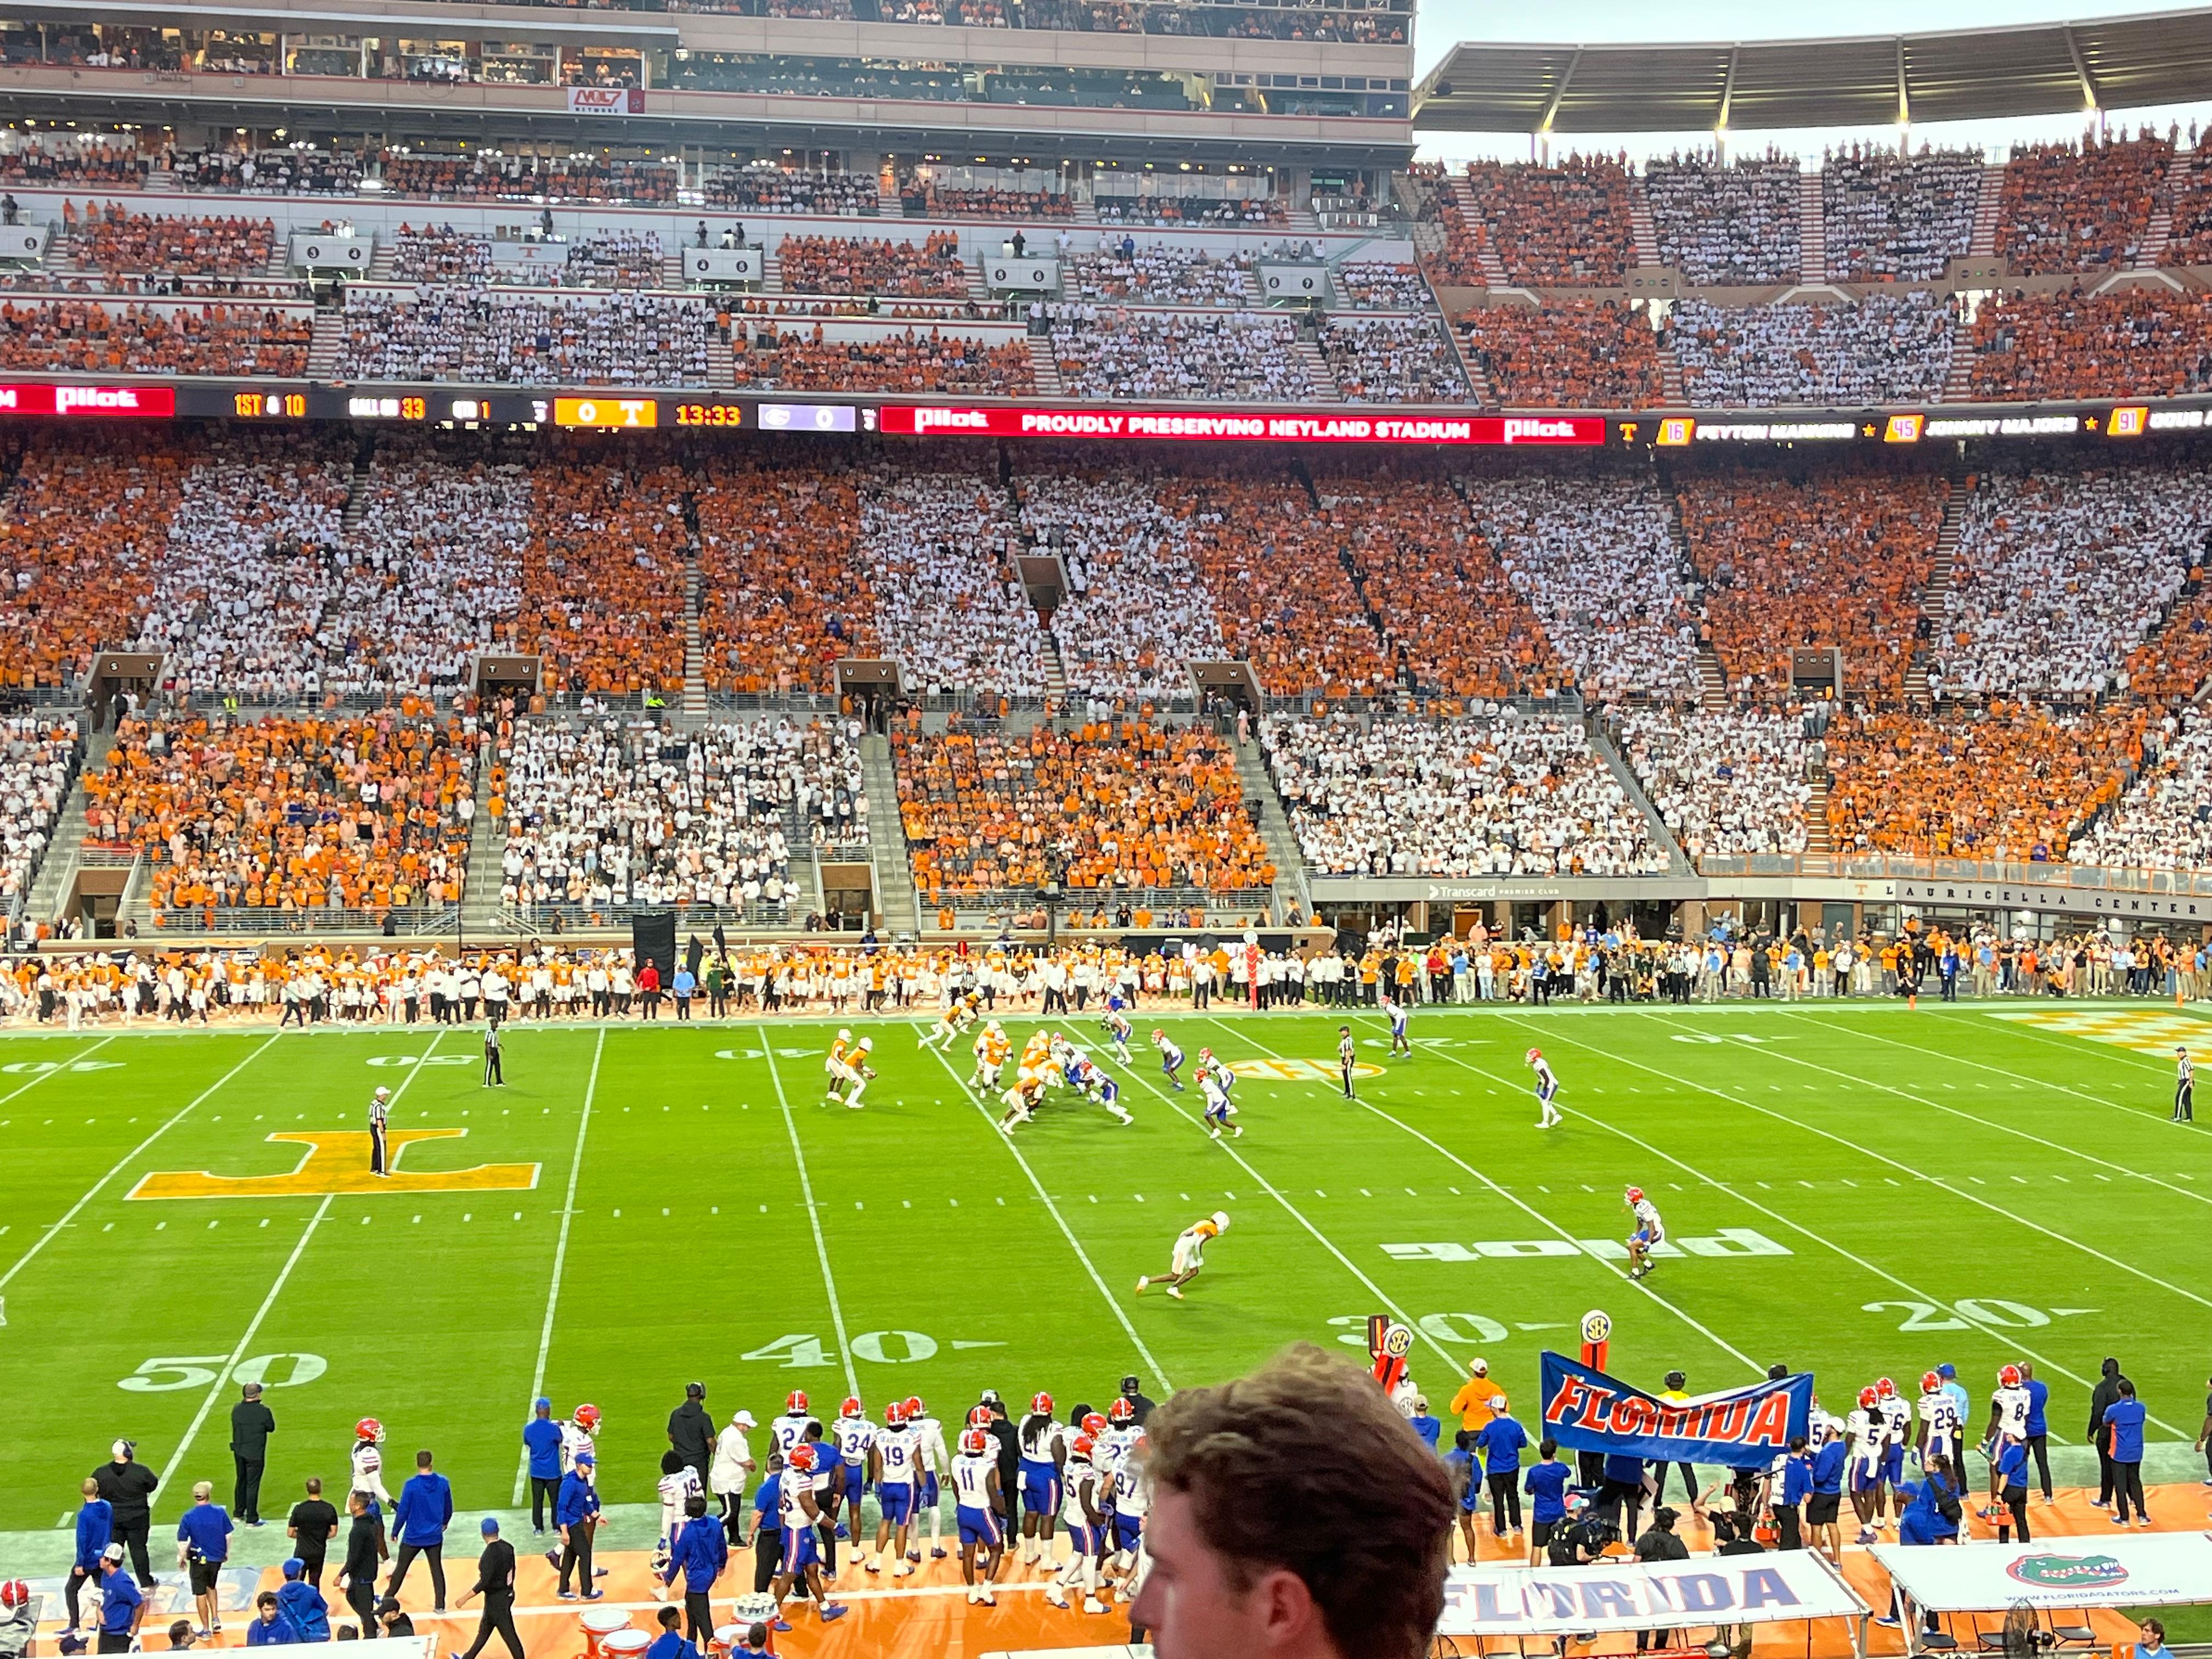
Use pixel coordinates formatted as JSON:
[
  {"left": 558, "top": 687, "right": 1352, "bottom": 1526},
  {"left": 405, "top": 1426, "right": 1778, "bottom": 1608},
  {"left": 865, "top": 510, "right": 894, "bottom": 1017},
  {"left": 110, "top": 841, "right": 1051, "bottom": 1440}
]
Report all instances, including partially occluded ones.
[{"left": 127, "top": 1131, "right": 541, "bottom": 1200}]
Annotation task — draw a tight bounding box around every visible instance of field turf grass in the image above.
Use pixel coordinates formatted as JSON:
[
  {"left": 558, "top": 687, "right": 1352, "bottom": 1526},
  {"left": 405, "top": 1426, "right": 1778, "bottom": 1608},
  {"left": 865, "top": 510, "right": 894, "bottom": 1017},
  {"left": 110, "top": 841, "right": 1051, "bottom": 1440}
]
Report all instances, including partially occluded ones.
[{"left": 3, "top": 995, "right": 2209, "bottom": 1532}]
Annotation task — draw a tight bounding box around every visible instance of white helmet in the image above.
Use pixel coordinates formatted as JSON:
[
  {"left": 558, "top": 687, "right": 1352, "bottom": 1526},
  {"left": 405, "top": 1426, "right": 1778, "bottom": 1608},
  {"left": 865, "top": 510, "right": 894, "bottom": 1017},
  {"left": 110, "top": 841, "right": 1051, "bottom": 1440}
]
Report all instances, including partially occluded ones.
[
  {"left": 858, "top": 1036, "right": 873, "bottom": 1051},
  {"left": 1211, "top": 1210, "right": 1230, "bottom": 1232},
  {"left": 838, "top": 1028, "right": 853, "bottom": 1042}
]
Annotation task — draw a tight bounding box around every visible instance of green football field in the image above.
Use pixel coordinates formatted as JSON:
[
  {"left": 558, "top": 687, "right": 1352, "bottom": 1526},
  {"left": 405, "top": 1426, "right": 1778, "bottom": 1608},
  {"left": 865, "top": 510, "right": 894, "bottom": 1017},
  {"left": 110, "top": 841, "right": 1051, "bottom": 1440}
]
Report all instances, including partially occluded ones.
[{"left": 3, "top": 995, "right": 2209, "bottom": 1539}]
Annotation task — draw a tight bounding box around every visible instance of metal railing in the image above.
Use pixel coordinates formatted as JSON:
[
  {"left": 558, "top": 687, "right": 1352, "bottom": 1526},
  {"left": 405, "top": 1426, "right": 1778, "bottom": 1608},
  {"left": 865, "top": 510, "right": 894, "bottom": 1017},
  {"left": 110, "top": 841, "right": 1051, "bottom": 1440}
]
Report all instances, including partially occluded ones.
[
  {"left": 145, "top": 902, "right": 456, "bottom": 936},
  {"left": 1696, "top": 852, "right": 2212, "bottom": 895}
]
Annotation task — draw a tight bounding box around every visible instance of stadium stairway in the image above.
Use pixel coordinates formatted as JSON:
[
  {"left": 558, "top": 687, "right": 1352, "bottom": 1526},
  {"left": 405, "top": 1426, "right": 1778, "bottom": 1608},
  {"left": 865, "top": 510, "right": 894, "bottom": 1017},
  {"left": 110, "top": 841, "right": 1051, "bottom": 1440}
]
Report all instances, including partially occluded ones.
[
  {"left": 1585, "top": 718, "right": 1692, "bottom": 874},
  {"left": 1026, "top": 337, "right": 1064, "bottom": 396},
  {"left": 681, "top": 556, "right": 707, "bottom": 719},
  {"left": 1627, "top": 185, "right": 1661, "bottom": 269},
  {"left": 306, "top": 309, "right": 346, "bottom": 379},
  {"left": 461, "top": 744, "right": 509, "bottom": 930},
  {"left": 22, "top": 736, "right": 106, "bottom": 929},
  {"left": 1040, "top": 635, "right": 1070, "bottom": 702},
  {"left": 662, "top": 246, "right": 686, "bottom": 287},
  {"left": 1967, "top": 165, "right": 2006, "bottom": 258},
  {"left": 1445, "top": 174, "right": 1513, "bottom": 289},
  {"left": 2136, "top": 148, "right": 2190, "bottom": 268},
  {"left": 1803, "top": 773, "right": 1833, "bottom": 871},
  {"left": 1905, "top": 467, "right": 1971, "bottom": 707},
  {"left": 1293, "top": 332, "right": 1337, "bottom": 397},
  {"left": 1443, "top": 318, "right": 1492, "bottom": 402},
  {"left": 1939, "top": 331, "right": 1977, "bottom": 403},
  {"left": 366, "top": 240, "right": 394, "bottom": 281},
  {"left": 707, "top": 331, "right": 736, "bottom": 392},
  {"left": 1798, "top": 170, "right": 1826, "bottom": 282},
  {"left": 761, "top": 248, "right": 782, "bottom": 292},
  {"left": 1231, "top": 737, "right": 1315, "bottom": 922},
  {"left": 858, "top": 733, "right": 922, "bottom": 935},
  {"left": 1657, "top": 343, "right": 1685, "bottom": 405},
  {"left": 1695, "top": 644, "right": 1728, "bottom": 712}
]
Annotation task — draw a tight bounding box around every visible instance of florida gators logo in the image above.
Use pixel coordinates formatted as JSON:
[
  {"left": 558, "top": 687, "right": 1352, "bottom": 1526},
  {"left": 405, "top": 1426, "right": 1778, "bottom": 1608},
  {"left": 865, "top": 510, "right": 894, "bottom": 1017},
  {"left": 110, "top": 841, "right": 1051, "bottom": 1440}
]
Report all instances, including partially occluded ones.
[{"left": 2004, "top": 1554, "right": 2126, "bottom": 1589}]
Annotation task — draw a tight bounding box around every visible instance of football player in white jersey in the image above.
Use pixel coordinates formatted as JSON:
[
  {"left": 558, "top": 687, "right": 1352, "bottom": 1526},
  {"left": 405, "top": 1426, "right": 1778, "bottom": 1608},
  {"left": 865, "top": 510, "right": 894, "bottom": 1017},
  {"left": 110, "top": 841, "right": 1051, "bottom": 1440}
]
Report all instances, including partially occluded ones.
[
  {"left": 1623, "top": 1186, "right": 1663, "bottom": 1278},
  {"left": 559, "top": 1403, "right": 601, "bottom": 1476},
  {"left": 1015, "top": 1392, "right": 1066, "bottom": 1566},
  {"left": 1136, "top": 1211, "right": 1228, "bottom": 1300},
  {"left": 768, "top": 1444, "right": 847, "bottom": 1625},
  {"left": 1044, "top": 1432, "right": 1109, "bottom": 1615},
  {"left": 1105, "top": 1429, "right": 1149, "bottom": 1604},
  {"left": 904, "top": 1396, "right": 951, "bottom": 1562},
  {"left": 951, "top": 1426, "right": 1005, "bottom": 1606},
  {"left": 349, "top": 1418, "right": 392, "bottom": 1515},
  {"left": 1199, "top": 1063, "right": 1240, "bottom": 1140},
  {"left": 1875, "top": 1378, "right": 1912, "bottom": 1531},
  {"left": 828, "top": 1397, "right": 875, "bottom": 1543},
  {"left": 654, "top": 1451, "right": 704, "bottom": 1577},
  {"left": 1103, "top": 1005, "right": 1134, "bottom": 1066},
  {"left": 1845, "top": 1386, "right": 1888, "bottom": 1545},
  {"left": 867, "top": 1401, "right": 919, "bottom": 1578},
  {"left": 771, "top": 1391, "right": 820, "bottom": 1462},
  {"left": 1980, "top": 1364, "right": 2030, "bottom": 1515},
  {"left": 1915, "top": 1370, "right": 1965, "bottom": 1528},
  {"left": 1151, "top": 1029, "right": 1186, "bottom": 1091},
  {"left": 1527, "top": 1047, "right": 1563, "bottom": 1129}
]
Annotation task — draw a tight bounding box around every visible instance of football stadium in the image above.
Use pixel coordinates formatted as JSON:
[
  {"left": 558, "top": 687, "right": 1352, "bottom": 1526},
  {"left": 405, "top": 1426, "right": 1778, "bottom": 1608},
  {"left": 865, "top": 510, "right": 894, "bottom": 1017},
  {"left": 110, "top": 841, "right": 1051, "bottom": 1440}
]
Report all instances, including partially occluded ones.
[{"left": 6, "top": 0, "right": 2212, "bottom": 1652}]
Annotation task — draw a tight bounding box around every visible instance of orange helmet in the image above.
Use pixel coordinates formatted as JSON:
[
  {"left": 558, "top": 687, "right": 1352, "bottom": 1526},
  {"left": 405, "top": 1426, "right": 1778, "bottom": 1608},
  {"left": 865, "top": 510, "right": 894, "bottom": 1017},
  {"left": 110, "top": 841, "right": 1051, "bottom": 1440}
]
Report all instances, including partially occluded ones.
[
  {"left": 960, "top": 1427, "right": 991, "bottom": 1456},
  {"left": 1031, "top": 1392, "right": 1053, "bottom": 1415},
  {"left": 786, "top": 1391, "right": 809, "bottom": 1414},
  {"left": 1858, "top": 1386, "right": 1880, "bottom": 1409},
  {"left": 1081, "top": 1412, "right": 1108, "bottom": 1437},
  {"left": 967, "top": 1404, "right": 995, "bottom": 1429},
  {"left": 787, "top": 1444, "right": 817, "bottom": 1474},
  {"left": 573, "top": 1404, "right": 601, "bottom": 1431},
  {"left": 904, "top": 1396, "right": 924, "bottom": 1419},
  {"left": 1071, "top": 1434, "right": 1096, "bottom": 1458},
  {"left": 884, "top": 1400, "right": 906, "bottom": 1427},
  {"left": 1921, "top": 1372, "right": 1943, "bottom": 1396},
  {"left": 841, "top": 1397, "right": 862, "bottom": 1420},
  {"left": 354, "top": 1418, "right": 384, "bottom": 1443},
  {"left": 1875, "top": 1378, "right": 1897, "bottom": 1400},
  {"left": 1108, "top": 1398, "right": 1136, "bottom": 1425},
  {"left": 1999, "top": 1364, "right": 2023, "bottom": 1389}
]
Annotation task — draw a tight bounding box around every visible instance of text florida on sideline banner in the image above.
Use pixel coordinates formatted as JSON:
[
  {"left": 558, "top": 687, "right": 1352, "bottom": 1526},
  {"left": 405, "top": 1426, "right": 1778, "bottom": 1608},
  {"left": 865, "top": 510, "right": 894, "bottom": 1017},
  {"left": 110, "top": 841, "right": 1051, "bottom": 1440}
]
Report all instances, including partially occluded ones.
[{"left": 1538, "top": 1351, "right": 1814, "bottom": 1466}]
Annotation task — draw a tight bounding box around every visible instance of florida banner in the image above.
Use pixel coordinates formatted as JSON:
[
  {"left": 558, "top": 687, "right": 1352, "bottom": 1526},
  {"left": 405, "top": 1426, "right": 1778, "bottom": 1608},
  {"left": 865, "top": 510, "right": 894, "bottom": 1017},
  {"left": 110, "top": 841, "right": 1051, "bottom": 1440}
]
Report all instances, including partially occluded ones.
[{"left": 1539, "top": 1351, "right": 1812, "bottom": 1465}]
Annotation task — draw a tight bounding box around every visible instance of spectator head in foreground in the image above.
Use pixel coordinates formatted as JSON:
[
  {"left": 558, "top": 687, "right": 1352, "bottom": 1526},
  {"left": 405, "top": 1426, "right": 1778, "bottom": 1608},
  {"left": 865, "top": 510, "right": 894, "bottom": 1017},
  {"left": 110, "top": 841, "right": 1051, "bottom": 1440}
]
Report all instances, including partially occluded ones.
[{"left": 1131, "top": 1342, "right": 1454, "bottom": 1659}]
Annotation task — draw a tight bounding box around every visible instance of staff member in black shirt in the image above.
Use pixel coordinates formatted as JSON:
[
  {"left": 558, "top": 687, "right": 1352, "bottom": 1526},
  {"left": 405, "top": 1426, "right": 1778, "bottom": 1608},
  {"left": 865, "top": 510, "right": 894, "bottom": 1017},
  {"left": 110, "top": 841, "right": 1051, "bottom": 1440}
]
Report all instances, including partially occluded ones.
[
  {"left": 337, "top": 1492, "right": 385, "bottom": 1635},
  {"left": 453, "top": 1518, "right": 523, "bottom": 1659},
  {"left": 285, "top": 1479, "right": 340, "bottom": 1589},
  {"left": 1116, "top": 1375, "right": 1157, "bottom": 1426},
  {"left": 668, "top": 1384, "right": 714, "bottom": 1491},
  {"left": 94, "top": 1441, "right": 162, "bottom": 1587},
  {"left": 229, "top": 1383, "right": 276, "bottom": 1526}
]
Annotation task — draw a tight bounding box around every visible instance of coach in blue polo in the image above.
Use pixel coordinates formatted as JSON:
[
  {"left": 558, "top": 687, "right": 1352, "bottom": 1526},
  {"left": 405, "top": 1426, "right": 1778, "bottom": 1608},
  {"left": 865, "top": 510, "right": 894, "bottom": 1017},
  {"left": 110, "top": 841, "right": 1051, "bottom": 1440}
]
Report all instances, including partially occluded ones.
[
  {"left": 96, "top": 1544, "right": 145, "bottom": 1654},
  {"left": 388, "top": 1449, "right": 453, "bottom": 1611}
]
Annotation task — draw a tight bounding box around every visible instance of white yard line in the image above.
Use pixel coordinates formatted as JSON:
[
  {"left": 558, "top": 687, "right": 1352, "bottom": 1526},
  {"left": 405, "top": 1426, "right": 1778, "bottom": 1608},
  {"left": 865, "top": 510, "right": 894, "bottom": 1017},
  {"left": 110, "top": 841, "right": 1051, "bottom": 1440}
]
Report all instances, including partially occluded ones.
[
  {"left": 161, "top": 1028, "right": 449, "bottom": 1498},
  {"left": 1616, "top": 1009, "right": 2212, "bottom": 1311},
  {"left": 0, "top": 1030, "right": 280, "bottom": 1295},
  {"left": 1218, "top": 1016, "right": 1765, "bottom": 1377},
  {"left": 917, "top": 1037, "right": 1172, "bottom": 1394},
  {"left": 0, "top": 1032, "right": 116, "bottom": 1106},
  {"left": 513, "top": 1026, "right": 608, "bottom": 1502},
  {"left": 761, "top": 1030, "right": 861, "bottom": 1400}
]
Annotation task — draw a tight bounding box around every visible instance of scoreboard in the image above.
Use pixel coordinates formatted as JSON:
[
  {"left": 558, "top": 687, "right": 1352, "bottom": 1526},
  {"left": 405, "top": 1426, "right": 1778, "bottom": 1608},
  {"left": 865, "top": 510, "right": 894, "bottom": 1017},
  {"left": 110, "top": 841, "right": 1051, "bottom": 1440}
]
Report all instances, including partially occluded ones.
[{"left": 0, "top": 376, "right": 2205, "bottom": 450}]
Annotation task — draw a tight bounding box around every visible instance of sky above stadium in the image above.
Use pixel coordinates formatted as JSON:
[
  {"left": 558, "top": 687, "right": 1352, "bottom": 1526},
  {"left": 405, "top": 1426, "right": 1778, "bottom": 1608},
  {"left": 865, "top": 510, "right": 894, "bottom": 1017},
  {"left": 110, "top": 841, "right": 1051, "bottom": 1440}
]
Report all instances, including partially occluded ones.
[{"left": 1413, "top": 0, "right": 2212, "bottom": 160}]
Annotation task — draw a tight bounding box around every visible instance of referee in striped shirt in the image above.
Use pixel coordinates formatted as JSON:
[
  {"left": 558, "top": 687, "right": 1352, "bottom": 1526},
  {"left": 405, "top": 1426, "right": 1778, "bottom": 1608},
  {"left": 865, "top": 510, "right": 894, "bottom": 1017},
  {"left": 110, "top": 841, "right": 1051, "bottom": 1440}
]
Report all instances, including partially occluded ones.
[
  {"left": 1338, "top": 1026, "right": 1358, "bottom": 1101},
  {"left": 2176, "top": 1047, "right": 2194, "bottom": 1123},
  {"left": 369, "top": 1087, "right": 391, "bottom": 1177}
]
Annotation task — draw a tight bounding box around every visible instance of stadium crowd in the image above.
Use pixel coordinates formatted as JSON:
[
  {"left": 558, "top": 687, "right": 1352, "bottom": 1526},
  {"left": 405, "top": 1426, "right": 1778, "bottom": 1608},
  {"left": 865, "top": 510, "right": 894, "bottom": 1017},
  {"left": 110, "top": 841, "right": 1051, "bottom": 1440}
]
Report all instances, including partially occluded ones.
[
  {"left": 894, "top": 720, "right": 1273, "bottom": 896},
  {"left": 82, "top": 713, "right": 475, "bottom": 921},
  {"left": 730, "top": 324, "right": 1032, "bottom": 394},
  {"left": 1261, "top": 712, "right": 1667, "bottom": 876},
  {"left": 61, "top": 205, "right": 276, "bottom": 276},
  {"left": 777, "top": 230, "right": 967, "bottom": 297},
  {"left": 695, "top": 454, "right": 873, "bottom": 696},
  {"left": 1617, "top": 706, "right": 1810, "bottom": 861},
  {"left": 1965, "top": 286, "right": 2212, "bottom": 402},
  {"left": 1042, "top": 306, "right": 1313, "bottom": 400},
  {"left": 1820, "top": 147, "right": 1983, "bottom": 283},
  {"left": 0, "top": 298, "right": 309, "bottom": 375},
  {"left": 1995, "top": 133, "right": 2171, "bottom": 275},
  {"left": 1643, "top": 153, "right": 1804, "bottom": 285},
  {"left": 0, "top": 716, "right": 77, "bottom": 917},
  {"left": 2070, "top": 709, "right": 2212, "bottom": 870},
  {"left": 1459, "top": 300, "right": 1663, "bottom": 408},
  {"left": 1058, "top": 239, "right": 1254, "bottom": 306},
  {"left": 515, "top": 454, "right": 690, "bottom": 696},
  {"left": 490, "top": 716, "right": 864, "bottom": 919},
  {"left": 1318, "top": 316, "right": 1473, "bottom": 403},
  {"left": 1461, "top": 155, "right": 1634, "bottom": 286},
  {"left": 1667, "top": 291, "right": 1957, "bottom": 408},
  {"left": 861, "top": 468, "right": 1046, "bottom": 700},
  {"left": 335, "top": 289, "right": 713, "bottom": 387}
]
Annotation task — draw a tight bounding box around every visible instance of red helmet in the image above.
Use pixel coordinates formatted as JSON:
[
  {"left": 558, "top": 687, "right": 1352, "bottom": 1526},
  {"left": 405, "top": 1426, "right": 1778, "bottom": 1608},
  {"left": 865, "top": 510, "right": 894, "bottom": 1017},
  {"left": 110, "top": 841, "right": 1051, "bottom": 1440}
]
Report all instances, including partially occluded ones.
[
  {"left": 1081, "top": 1412, "right": 1108, "bottom": 1436},
  {"left": 1875, "top": 1378, "right": 1897, "bottom": 1400},
  {"left": 1108, "top": 1398, "right": 1136, "bottom": 1425},
  {"left": 1999, "top": 1364, "right": 2023, "bottom": 1389},
  {"left": 1624, "top": 1186, "right": 1645, "bottom": 1204},
  {"left": 1921, "top": 1372, "right": 1943, "bottom": 1395},
  {"left": 904, "top": 1396, "right": 924, "bottom": 1418},
  {"left": 884, "top": 1401, "right": 906, "bottom": 1427},
  {"left": 1198, "top": 1047, "right": 1212, "bottom": 1060},
  {"left": 787, "top": 1391, "right": 809, "bottom": 1414},
  {"left": 574, "top": 1404, "right": 601, "bottom": 1431},
  {"left": 967, "top": 1404, "right": 995, "bottom": 1428},
  {"left": 1031, "top": 1391, "right": 1054, "bottom": 1415},
  {"left": 960, "top": 1427, "right": 991, "bottom": 1455},
  {"left": 841, "top": 1396, "right": 862, "bottom": 1420},
  {"left": 787, "top": 1444, "right": 817, "bottom": 1474},
  {"left": 1071, "top": 1434, "right": 1096, "bottom": 1459},
  {"left": 355, "top": 1418, "right": 385, "bottom": 1443},
  {"left": 1525, "top": 1048, "right": 1542, "bottom": 1064},
  {"left": 1, "top": 1582, "right": 32, "bottom": 1611},
  {"left": 1858, "top": 1386, "right": 1879, "bottom": 1409}
]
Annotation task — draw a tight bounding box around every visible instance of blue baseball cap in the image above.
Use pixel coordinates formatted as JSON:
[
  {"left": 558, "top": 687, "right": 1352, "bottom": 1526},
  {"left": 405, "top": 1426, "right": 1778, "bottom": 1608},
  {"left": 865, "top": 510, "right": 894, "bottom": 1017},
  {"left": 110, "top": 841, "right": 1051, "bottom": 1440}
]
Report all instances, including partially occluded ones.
[
  {"left": 283, "top": 1559, "right": 305, "bottom": 1581},
  {"left": 575, "top": 1451, "right": 595, "bottom": 1465},
  {"left": 534, "top": 1398, "right": 552, "bottom": 1412},
  {"left": 1937, "top": 1364, "right": 1956, "bottom": 1379},
  {"left": 481, "top": 1518, "right": 500, "bottom": 1537}
]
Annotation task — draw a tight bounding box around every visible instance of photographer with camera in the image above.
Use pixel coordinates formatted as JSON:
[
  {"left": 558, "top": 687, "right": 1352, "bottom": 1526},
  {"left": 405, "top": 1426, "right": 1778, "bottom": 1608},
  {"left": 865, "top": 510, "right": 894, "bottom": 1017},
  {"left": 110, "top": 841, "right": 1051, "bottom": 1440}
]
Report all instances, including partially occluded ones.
[
  {"left": 1632, "top": 1507, "right": 1688, "bottom": 1652},
  {"left": 1542, "top": 1492, "right": 1615, "bottom": 1653}
]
